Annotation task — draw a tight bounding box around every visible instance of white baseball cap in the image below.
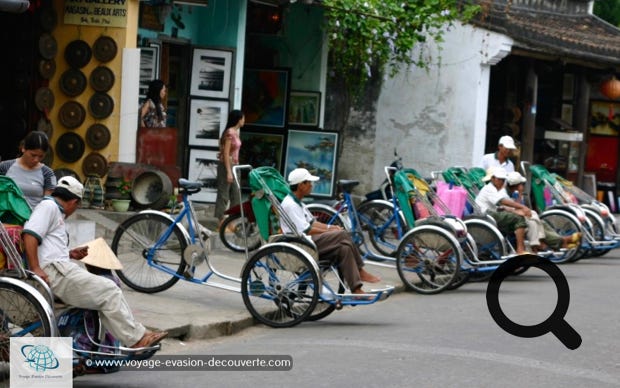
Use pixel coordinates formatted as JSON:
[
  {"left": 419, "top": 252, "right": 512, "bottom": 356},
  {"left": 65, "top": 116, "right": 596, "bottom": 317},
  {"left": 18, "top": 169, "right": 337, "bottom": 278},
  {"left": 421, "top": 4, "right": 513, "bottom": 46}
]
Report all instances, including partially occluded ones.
[
  {"left": 498, "top": 135, "right": 517, "bottom": 150},
  {"left": 56, "top": 176, "right": 84, "bottom": 200},
  {"left": 482, "top": 167, "right": 508, "bottom": 182},
  {"left": 288, "top": 168, "right": 320, "bottom": 186},
  {"left": 507, "top": 171, "right": 527, "bottom": 186}
]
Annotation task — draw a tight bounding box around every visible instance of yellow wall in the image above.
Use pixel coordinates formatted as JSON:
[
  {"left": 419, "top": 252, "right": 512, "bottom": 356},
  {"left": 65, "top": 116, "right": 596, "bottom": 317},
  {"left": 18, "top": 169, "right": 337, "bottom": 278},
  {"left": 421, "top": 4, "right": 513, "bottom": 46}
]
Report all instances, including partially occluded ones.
[{"left": 49, "top": 0, "right": 139, "bottom": 180}]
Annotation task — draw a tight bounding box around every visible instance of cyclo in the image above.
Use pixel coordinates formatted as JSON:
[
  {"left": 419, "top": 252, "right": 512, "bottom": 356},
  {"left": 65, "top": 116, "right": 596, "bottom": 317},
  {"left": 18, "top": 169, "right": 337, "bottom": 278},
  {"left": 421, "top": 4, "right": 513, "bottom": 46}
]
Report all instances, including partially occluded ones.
[
  {"left": 440, "top": 166, "right": 578, "bottom": 264},
  {"left": 304, "top": 165, "right": 477, "bottom": 294},
  {"left": 524, "top": 163, "right": 620, "bottom": 260},
  {"left": 110, "top": 165, "right": 392, "bottom": 330}
]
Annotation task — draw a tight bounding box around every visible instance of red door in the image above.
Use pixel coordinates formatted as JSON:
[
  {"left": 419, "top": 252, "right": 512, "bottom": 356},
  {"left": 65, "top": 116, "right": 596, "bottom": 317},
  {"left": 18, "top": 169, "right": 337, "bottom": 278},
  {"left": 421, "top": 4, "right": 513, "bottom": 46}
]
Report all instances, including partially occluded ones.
[{"left": 585, "top": 135, "right": 618, "bottom": 182}]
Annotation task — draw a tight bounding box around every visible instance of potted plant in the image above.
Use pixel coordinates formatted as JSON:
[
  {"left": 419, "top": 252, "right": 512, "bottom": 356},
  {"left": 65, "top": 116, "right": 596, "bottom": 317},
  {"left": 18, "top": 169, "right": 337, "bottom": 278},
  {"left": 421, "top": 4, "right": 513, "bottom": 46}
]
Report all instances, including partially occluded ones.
[{"left": 111, "top": 177, "right": 132, "bottom": 211}]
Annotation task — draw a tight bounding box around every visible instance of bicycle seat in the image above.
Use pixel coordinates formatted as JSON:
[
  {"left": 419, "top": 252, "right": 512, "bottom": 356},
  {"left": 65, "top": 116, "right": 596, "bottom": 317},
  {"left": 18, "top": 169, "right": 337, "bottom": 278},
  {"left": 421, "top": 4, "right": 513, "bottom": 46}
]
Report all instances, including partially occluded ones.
[
  {"left": 338, "top": 180, "right": 359, "bottom": 193},
  {"left": 178, "top": 179, "right": 203, "bottom": 194}
]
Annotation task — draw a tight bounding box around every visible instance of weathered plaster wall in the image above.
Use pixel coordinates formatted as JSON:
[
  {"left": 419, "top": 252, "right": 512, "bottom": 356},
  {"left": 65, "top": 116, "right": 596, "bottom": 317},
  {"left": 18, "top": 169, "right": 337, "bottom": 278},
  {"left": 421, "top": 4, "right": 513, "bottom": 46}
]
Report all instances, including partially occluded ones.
[
  {"left": 345, "top": 23, "right": 513, "bottom": 193},
  {"left": 324, "top": 68, "right": 383, "bottom": 195}
]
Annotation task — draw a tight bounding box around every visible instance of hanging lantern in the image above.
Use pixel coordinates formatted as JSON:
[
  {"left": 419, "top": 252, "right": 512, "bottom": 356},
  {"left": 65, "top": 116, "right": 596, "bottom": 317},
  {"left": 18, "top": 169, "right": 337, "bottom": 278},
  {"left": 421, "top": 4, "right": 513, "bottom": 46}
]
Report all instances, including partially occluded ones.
[{"left": 600, "top": 76, "right": 620, "bottom": 100}]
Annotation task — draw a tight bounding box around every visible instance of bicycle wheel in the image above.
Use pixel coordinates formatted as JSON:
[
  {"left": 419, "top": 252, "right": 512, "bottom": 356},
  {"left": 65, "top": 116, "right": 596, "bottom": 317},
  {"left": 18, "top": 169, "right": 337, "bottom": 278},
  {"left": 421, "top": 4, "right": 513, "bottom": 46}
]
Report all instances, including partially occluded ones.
[
  {"left": 241, "top": 244, "right": 319, "bottom": 328},
  {"left": 395, "top": 226, "right": 461, "bottom": 294},
  {"left": 357, "top": 200, "right": 407, "bottom": 256},
  {"left": 540, "top": 210, "right": 582, "bottom": 263},
  {"left": 306, "top": 203, "right": 346, "bottom": 228},
  {"left": 306, "top": 264, "right": 345, "bottom": 322},
  {"left": 219, "top": 213, "right": 262, "bottom": 253},
  {"left": 0, "top": 278, "right": 55, "bottom": 363},
  {"left": 583, "top": 209, "right": 610, "bottom": 257},
  {"left": 111, "top": 213, "right": 187, "bottom": 293},
  {"left": 464, "top": 219, "right": 506, "bottom": 282}
]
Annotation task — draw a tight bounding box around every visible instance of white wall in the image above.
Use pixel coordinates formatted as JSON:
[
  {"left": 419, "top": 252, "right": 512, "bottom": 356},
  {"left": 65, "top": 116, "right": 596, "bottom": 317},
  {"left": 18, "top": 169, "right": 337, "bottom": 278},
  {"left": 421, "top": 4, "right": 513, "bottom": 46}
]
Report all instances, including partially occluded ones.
[
  {"left": 118, "top": 48, "right": 141, "bottom": 163},
  {"left": 370, "top": 23, "right": 513, "bottom": 186}
]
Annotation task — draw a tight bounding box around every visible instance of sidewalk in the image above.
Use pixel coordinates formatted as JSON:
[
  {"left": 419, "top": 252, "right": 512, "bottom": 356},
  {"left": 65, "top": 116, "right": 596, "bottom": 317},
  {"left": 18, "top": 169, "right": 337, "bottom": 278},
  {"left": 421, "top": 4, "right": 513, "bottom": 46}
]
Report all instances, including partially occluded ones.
[{"left": 69, "top": 207, "right": 406, "bottom": 342}]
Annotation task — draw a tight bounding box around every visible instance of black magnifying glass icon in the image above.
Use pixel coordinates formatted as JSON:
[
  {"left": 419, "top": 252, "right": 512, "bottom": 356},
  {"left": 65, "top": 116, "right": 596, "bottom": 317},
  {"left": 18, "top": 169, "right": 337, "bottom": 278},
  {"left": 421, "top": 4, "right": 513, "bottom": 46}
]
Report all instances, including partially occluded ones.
[{"left": 486, "top": 254, "right": 582, "bottom": 350}]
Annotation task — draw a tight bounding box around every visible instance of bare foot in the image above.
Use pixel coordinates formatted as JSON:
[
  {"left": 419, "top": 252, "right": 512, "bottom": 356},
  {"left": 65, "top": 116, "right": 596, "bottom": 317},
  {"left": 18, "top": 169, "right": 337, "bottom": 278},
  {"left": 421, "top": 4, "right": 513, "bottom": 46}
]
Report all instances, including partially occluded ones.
[
  {"left": 561, "top": 232, "right": 582, "bottom": 249},
  {"left": 351, "top": 286, "right": 373, "bottom": 300},
  {"left": 359, "top": 268, "right": 381, "bottom": 283}
]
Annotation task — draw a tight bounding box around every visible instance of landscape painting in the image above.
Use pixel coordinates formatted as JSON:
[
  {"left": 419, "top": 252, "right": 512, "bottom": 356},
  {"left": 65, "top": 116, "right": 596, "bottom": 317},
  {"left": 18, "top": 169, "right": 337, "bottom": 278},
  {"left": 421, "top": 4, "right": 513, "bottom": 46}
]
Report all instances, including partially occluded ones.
[
  {"left": 188, "top": 99, "right": 229, "bottom": 147},
  {"left": 284, "top": 129, "right": 338, "bottom": 197},
  {"left": 187, "top": 148, "right": 219, "bottom": 203}
]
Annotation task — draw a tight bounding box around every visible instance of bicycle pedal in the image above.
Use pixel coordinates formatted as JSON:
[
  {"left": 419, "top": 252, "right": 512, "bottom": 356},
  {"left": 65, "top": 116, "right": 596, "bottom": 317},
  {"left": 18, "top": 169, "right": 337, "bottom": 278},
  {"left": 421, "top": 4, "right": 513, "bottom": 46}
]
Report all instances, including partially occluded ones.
[{"left": 183, "top": 268, "right": 194, "bottom": 279}]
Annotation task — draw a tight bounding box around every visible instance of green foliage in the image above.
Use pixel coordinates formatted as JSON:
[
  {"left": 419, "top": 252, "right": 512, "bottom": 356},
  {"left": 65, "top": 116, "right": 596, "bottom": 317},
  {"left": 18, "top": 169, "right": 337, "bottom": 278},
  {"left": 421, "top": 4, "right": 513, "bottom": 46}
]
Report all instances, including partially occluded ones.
[
  {"left": 117, "top": 178, "right": 132, "bottom": 196},
  {"left": 321, "top": 0, "right": 479, "bottom": 98},
  {"left": 594, "top": 0, "right": 620, "bottom": 26}
]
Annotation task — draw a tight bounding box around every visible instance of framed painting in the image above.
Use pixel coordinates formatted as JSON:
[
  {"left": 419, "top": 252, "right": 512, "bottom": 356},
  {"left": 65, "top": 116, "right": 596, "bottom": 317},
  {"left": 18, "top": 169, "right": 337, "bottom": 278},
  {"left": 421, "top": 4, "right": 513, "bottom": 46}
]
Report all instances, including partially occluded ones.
[
  {"left": 239, "top": 131, "right": 284, "bottom": 170},
  {"left": 242, "top": 68, "right": 290, "bottom": 128},
  {"left": 284, "top": 129, "right": 338, "bottom": 197},
  {"left": 289, "top": 91, "right": 320, "bottom": 127},
  {"left": 188, "top": 98, "right": 229, "bottom": 147},
  {"left": 589, "top": 100, "right": 620, "bottom": 136},
  {"left": 139, "top": 45, "right": 159, "bottom": 98},
  {"left": 187, "top": 148, "right": 219, "bottom": 203},
  {"left": 139, "top": 4, "right": 164, "bottom": 32},
  {"left": 190, "top": 48, "right": 234, "bottom": 99}
]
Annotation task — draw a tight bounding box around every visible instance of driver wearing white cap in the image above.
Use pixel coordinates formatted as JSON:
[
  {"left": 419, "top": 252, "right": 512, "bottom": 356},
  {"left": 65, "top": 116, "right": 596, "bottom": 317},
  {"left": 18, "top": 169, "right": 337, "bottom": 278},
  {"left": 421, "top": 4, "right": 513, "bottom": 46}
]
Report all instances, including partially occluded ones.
[
  {"left": 23, "top": 176, "right": 168, "bottom": 349},
  {"left": 480, "top": 135, "right": 517, "bottom": 172},
  {"left": 281, "top": 168, "right": 381, "bottom": 296},
  {"left": 475, "top": 167, "right": 530, "bottom": 254}
]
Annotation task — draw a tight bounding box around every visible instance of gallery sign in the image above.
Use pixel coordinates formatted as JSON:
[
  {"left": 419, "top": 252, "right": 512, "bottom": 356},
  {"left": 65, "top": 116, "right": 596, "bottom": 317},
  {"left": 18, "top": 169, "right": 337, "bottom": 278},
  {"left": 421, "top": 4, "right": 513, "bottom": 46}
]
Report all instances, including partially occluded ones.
[{"left": 64, "top": 0, "right": 128, "bottom": 28}]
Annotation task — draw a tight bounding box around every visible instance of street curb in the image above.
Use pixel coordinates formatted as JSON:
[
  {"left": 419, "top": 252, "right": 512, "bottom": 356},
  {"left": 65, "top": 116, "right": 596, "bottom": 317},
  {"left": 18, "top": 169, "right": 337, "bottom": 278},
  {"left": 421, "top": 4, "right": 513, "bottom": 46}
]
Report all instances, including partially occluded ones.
[{"left": 161, "top": 271, "right": 410, "bottom": 341}]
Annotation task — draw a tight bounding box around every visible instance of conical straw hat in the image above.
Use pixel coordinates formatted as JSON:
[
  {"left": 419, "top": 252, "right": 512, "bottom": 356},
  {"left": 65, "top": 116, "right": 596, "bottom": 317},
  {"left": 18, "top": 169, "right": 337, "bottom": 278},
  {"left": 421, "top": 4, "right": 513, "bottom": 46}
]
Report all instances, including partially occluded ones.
[{"left": 80, "top": 237, "right": 123, "bottom": 270}]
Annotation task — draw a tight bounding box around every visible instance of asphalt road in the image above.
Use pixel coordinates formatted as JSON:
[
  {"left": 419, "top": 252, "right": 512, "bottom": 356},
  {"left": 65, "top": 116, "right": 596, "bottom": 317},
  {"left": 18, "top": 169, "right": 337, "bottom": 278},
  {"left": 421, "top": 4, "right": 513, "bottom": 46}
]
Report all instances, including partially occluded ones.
[{"left": 74, "top": 252, "right": 620, "bottom": 388}]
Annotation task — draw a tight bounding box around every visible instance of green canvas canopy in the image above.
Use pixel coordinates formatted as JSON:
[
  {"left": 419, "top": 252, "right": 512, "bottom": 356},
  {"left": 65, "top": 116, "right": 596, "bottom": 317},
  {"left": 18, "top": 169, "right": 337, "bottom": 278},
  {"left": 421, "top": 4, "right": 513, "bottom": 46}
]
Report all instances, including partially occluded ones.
[
  {"left": 442, "top": 167, "right": 479, "bottom": 198},
  {"left": 248, "top": 167, "right": 292, "bottom": 241},
  {"left": 0, "top": 176, "right": 32, "bottom": 225},
  {"left": 393, "top": 169, "right": 424, "bottom": 227},
  {"left": 529, "top": 164, "right": 558, "bottom": 211}
]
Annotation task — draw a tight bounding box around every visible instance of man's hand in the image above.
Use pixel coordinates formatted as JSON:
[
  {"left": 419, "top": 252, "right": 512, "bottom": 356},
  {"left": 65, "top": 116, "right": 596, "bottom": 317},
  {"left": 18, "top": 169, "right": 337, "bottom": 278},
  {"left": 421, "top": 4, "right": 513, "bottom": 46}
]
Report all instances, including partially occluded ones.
[
  {"left": 309, "top": 221, "right": 342, "bottom": 235},
  {"left": 32, "top": 267, "right": 49, "bottom": 285},
  {"left": 70, "top": 246, "right": 89, "bottom": 260}
]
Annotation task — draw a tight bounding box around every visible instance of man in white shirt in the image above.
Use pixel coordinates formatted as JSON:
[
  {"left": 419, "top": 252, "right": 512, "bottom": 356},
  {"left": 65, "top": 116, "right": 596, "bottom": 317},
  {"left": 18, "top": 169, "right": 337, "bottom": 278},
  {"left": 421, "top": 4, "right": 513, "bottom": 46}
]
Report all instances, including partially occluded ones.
[
  {"left": 280, "top": 168, "right": 381, "bottom": 295},
  {"left": 475, "top": 167, "right": 530, "bottom": 254},
  {"left": 480, "top": 135, "right": 517, "bottom": 172},
  {"left": 23, "top": 176, "right": 168, "bottom": 349}
]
